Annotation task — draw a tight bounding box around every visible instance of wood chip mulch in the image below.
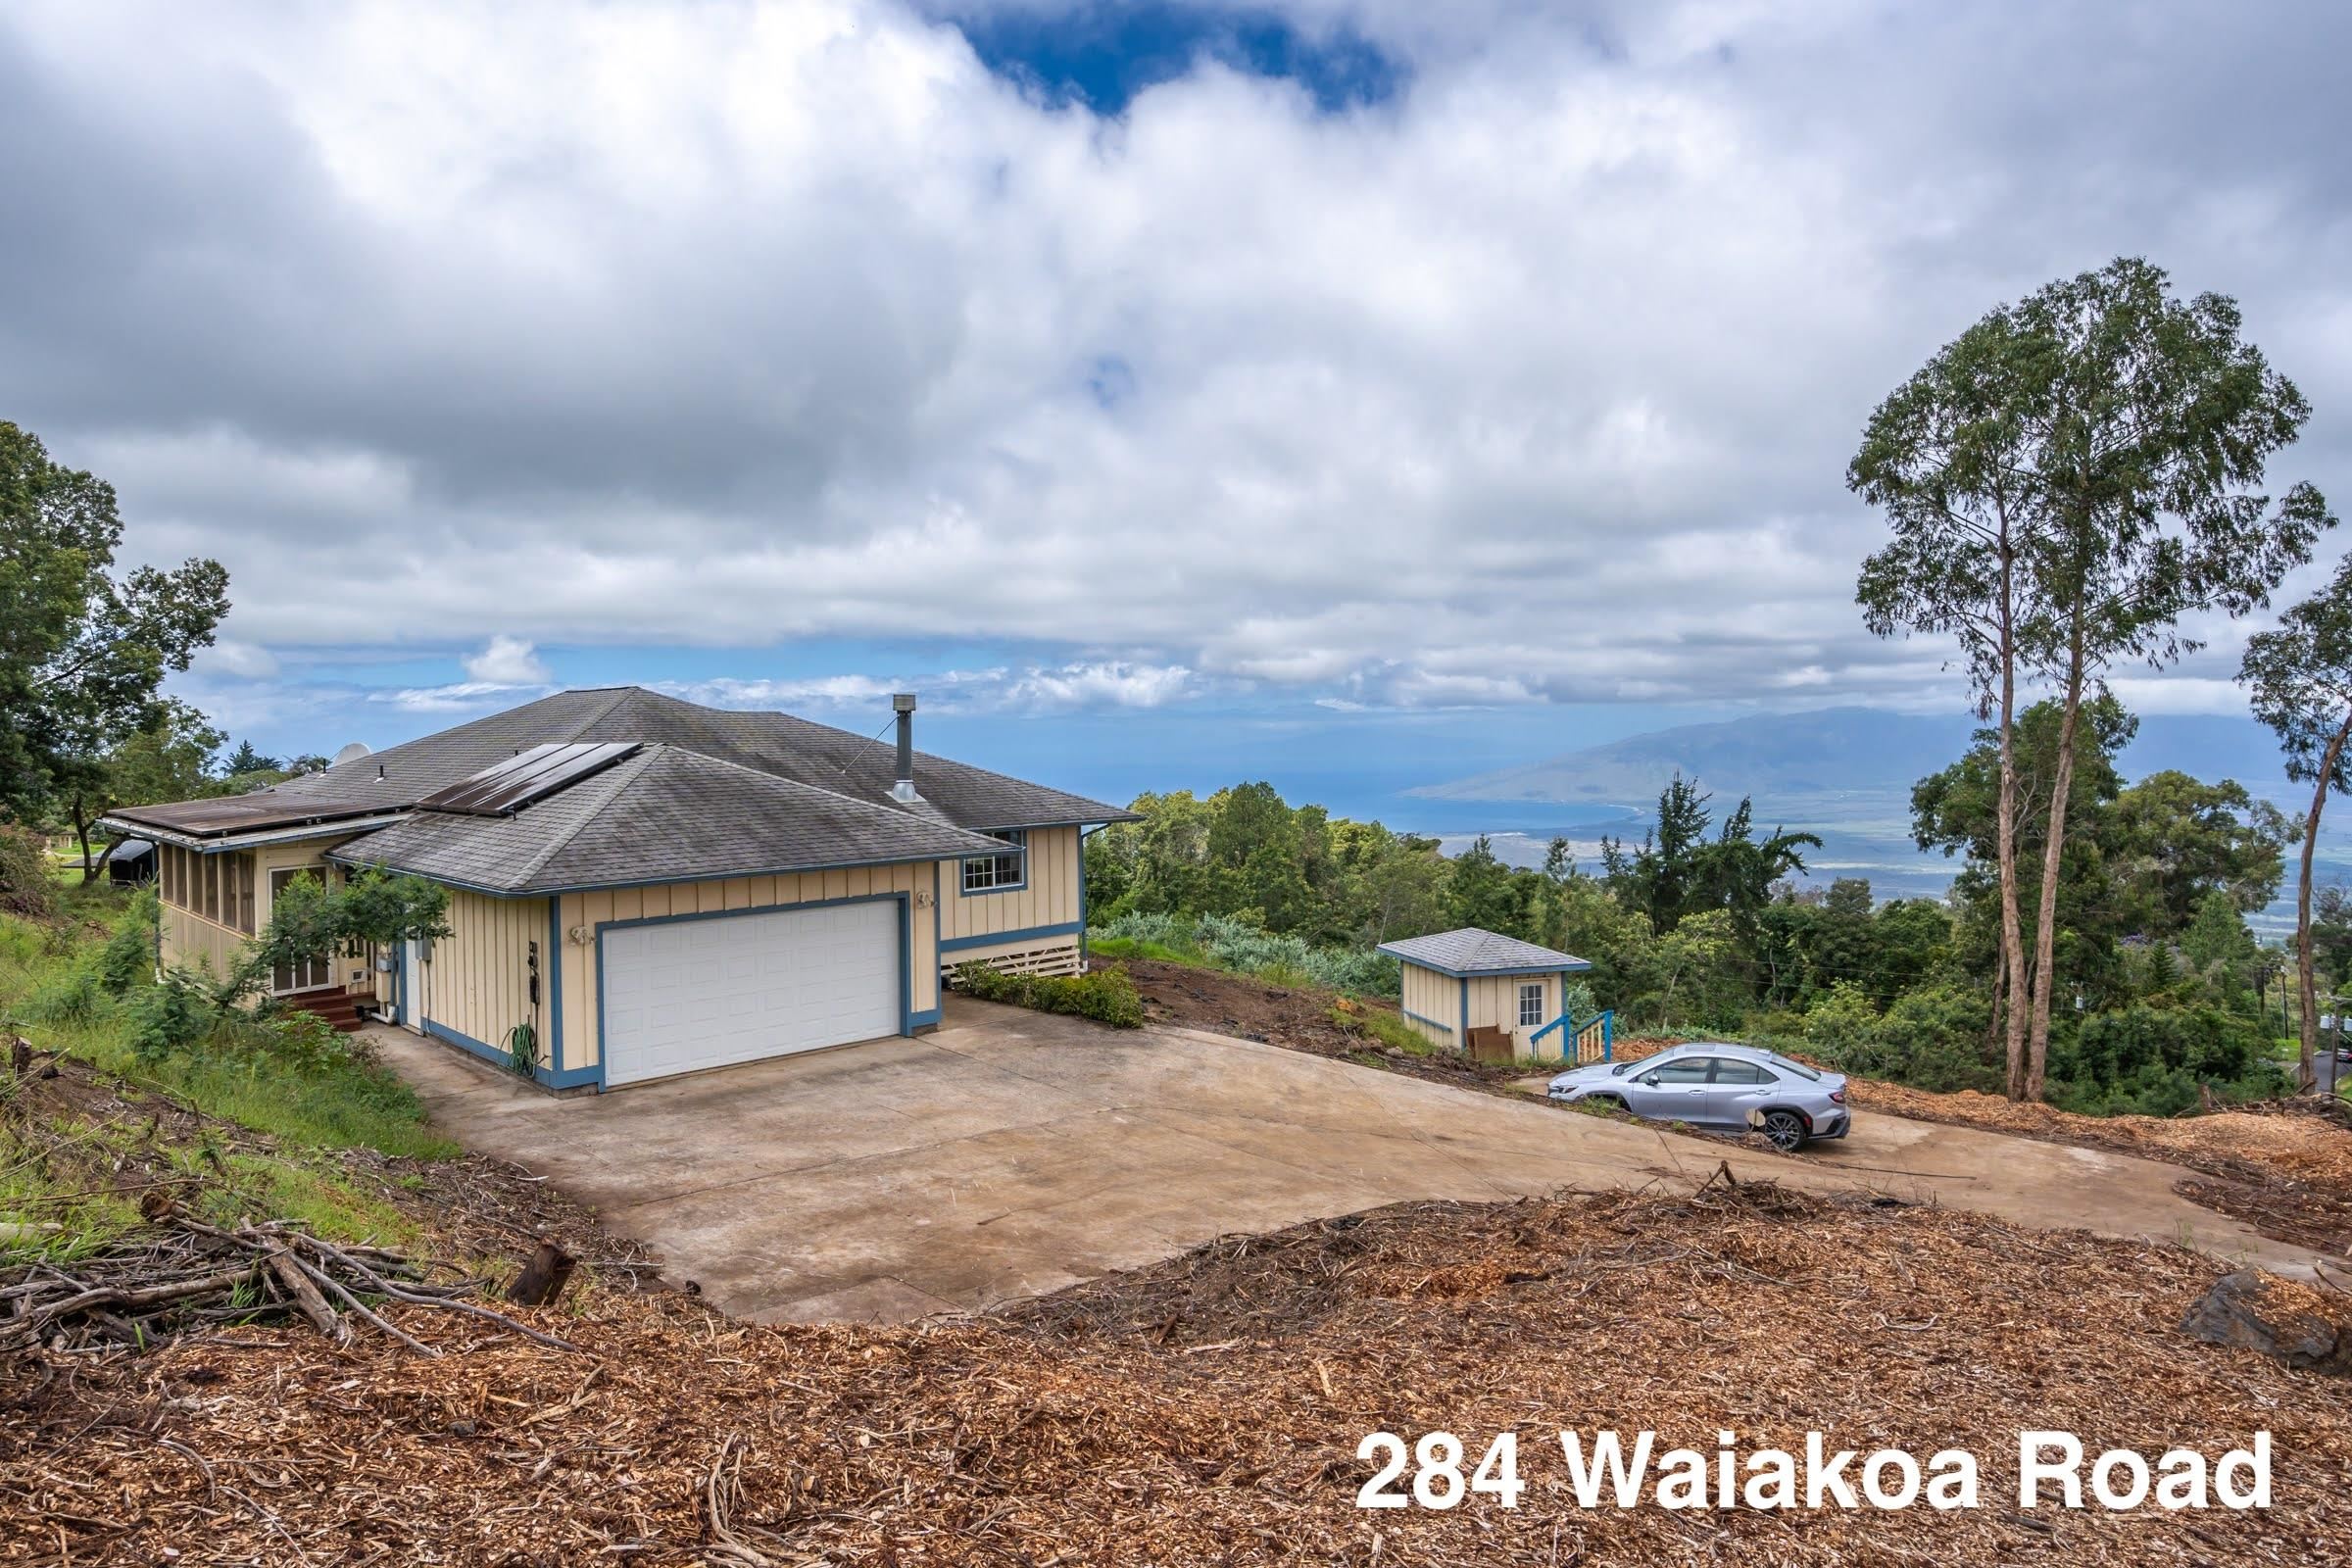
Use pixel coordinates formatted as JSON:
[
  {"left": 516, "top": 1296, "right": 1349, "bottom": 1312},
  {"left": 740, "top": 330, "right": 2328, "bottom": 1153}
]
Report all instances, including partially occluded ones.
[{"left": 7, "top": 1181, "right": 2348, "bottom": 1565}]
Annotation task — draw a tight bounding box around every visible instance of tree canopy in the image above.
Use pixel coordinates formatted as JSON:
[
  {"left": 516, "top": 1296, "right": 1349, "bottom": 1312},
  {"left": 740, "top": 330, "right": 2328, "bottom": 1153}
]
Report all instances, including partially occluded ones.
[
  {"left": 1852, "top": 257, "right": 2330, "bottom": 1097},
  {"left": 2241, "top": 550, "right": 2352, "bottom": 1087},
  {"left": 1, "top": 420, "right": 230, "bottom": 823}
]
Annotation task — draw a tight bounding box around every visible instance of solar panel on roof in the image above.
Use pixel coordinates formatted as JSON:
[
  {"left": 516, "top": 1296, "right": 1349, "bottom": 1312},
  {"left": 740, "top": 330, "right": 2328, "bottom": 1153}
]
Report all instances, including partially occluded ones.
[{"left": 416, "top": 742, "right": 640, "bottom": 815}]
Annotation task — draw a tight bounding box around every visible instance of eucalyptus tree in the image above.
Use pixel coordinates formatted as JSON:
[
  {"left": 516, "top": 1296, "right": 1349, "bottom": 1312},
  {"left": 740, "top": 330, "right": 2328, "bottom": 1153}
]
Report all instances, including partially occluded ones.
[
  {"left": 1855, "top": 259, "right": 2330, "bottom": 1099},
  {"left": 2241, "top": 553, "right": 2352, "bottom": 1090},
  {"left": 1852, "top": 291, "right": 2059, "bottom": 1097},
  {"left": 2004, "top": 260, "right": 2328, "bottom": 1098}
]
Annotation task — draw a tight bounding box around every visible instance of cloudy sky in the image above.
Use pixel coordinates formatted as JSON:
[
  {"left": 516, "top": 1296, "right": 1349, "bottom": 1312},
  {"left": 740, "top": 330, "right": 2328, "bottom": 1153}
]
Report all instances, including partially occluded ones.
[{"left": 5, "top": 0, "right": 2348, "bottom": 799}]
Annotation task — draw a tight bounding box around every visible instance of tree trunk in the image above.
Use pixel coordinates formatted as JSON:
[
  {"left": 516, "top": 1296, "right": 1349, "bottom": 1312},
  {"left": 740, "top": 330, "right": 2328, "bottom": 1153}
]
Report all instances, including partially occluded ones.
[
  {"left": 507, "top": 1240, "right": 576, "bottom": 1307},
  {"left": 2296, "top": 712, "right": 2352, "bottom": 1093},
  {"left": 71, "top": 793, "right": 99, "bottom": 885},
  {"left": 2024, "top": 638, "right": 2087, "bottom": 1102},
  {"left": 1994, "top": 554, "right": 2031, "bottom": 1101}
]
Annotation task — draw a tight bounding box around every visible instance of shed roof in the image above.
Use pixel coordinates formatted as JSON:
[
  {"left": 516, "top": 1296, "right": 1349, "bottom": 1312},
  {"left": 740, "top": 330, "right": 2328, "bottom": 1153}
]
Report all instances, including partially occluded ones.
[
  {"left": 1375, "top": 928, "right": 1592, "bottom": 976},
  {"left": 329, "top": 744, "right": 1017, "bottom": 895}
]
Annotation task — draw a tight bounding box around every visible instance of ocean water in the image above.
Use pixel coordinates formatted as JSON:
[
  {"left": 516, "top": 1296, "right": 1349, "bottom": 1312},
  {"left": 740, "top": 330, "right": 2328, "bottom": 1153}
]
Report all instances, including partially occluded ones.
[{"left": 1376, "top": 784, "right": 2347, "bottom": 941}]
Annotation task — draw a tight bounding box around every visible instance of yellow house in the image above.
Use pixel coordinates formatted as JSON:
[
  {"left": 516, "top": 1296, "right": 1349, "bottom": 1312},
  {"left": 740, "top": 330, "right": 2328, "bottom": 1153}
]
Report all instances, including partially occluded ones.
[
  {"left": 104, "top": 688, "right": 1134, "bottom": 1091},
  {"left": 1377, "top": 927, "right": 1597, "bottom": 1064}
]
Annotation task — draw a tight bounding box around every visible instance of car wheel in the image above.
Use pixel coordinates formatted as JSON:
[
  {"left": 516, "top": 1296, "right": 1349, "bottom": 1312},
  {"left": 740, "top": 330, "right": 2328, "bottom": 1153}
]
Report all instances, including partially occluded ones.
[{"left": 1759, "top": 1109, "right": 1808, "bottom": 1152}]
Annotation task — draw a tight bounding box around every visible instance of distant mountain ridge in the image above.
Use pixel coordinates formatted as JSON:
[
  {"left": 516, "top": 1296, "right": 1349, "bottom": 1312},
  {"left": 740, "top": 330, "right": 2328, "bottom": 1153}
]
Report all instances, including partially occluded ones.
[{"left": 1408, "top": 706, "right": 2284, "bottom": 807}]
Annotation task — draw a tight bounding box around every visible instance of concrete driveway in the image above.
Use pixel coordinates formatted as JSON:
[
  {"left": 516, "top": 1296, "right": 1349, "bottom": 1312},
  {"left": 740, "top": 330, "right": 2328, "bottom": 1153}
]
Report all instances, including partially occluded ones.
[{"left": 374, "top": 1000, "right": 2313, "bottom": 1323}]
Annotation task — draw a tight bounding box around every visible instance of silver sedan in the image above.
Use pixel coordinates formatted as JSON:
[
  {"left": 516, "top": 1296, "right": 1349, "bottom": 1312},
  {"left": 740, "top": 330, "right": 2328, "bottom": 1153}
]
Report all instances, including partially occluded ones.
[{"left": 1547, "top": 1042, "right": 1850, "bottom": 1151}]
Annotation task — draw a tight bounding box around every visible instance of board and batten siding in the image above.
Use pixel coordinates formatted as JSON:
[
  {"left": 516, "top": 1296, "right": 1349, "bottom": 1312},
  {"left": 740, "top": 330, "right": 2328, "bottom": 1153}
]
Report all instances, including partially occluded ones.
[
  {"left": 1467, "top": 972, "right": 1566, "bottom": 1060},
  {"left": 1395, "top": 966, "right": 1568, "bottom": 1058},
  {"left": 417, "top": 889, "right": 547, "bottom": 1068},
  {"left": 936, "top": 824, "right": 1081, "bottom": 941},
  {"left": 936, "top": 823, "right": 1084, "bottom": 975},
  {"left": 1399, "top": 961, "right": 1459, "bottom": 1048},
  {"left": 160, "top": 903, "right": 245, "bottom": 982},
  {"left": 554, "top": 861, "right": 941, "bottom": 1078},
  {"left": 155, "top": 838, "right": 382, "bottom": 997}
]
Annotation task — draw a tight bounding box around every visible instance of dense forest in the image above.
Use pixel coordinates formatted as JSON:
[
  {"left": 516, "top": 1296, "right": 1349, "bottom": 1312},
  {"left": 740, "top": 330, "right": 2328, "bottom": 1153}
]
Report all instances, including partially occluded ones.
[{"left": 1084, "top": 696, "right": 2335, "bottom": 1114}]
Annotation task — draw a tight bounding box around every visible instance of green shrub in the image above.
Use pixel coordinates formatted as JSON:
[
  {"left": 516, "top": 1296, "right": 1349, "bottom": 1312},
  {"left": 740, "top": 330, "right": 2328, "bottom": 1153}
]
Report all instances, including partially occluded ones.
[
  {"left": 0, "top": 827, "right": 54, "bottom": 919},
  {"left": 1788, "top": 981, "right": 1999, "bottom": 1094},
  {"left": 1866, "top": 985, "right": 2001, "bottom": 1093},
  {"left": 124, "top": 967, "right": 218, "bottom": 1061},
  {"left": 2057, "top": 1004, "right": 2267, "bottom": 1087},
  {"left": 97, "top": 902, "right": 157, "bottom": 995},
  {"left": 1089, "top": 910, "right": 1401, "bottom": 995},
  {"left": 17, "top": 967, "right": 107, "bottom": 1026},
  {"left": 953, "top": 961, "right": 1146, "bottom": 1028},
  {"left": 1801, "top": 981, "right": 1880, "bottom": 1058}
]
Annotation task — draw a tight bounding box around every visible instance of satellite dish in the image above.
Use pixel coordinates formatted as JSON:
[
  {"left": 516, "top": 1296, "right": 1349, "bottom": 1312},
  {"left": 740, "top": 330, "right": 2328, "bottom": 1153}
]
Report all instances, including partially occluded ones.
[{"left": 331, "top": 742, "right": 372, "bottom": 767}]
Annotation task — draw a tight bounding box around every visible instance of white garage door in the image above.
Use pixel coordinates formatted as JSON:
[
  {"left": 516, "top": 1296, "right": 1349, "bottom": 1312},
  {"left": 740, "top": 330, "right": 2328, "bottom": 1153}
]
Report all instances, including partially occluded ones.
[{"left": 601, "top": 901, "right": 901, "bottom": 1087}]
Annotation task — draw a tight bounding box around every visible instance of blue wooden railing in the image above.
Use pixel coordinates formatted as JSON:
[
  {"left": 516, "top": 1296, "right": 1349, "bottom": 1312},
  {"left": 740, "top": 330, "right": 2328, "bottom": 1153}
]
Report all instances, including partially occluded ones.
[{"left": 1529, "top": 1007, "right": 1613, "bottom": 1064}]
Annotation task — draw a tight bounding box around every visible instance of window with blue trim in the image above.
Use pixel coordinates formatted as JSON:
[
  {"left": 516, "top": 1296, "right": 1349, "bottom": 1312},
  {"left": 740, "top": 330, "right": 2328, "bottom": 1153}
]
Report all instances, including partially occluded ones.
[{"left": 961, "top": 829, "right": 1026, "bottom": 893}]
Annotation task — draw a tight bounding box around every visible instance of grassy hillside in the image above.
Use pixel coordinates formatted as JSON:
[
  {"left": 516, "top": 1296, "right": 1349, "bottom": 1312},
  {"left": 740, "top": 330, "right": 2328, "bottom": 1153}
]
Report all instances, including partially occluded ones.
[{"left": 0, "top": 893, "right": 455, "bottom": 1267}]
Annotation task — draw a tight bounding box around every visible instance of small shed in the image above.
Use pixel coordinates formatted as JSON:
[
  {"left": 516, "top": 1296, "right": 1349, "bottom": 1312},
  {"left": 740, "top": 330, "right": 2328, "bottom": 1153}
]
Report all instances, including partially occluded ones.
[
  {"left": 102, "top": 838, "right": 157, "bottom": 885},
  {"left": 1376, "top": 927, "right": 1594, "bottom": 1064}
]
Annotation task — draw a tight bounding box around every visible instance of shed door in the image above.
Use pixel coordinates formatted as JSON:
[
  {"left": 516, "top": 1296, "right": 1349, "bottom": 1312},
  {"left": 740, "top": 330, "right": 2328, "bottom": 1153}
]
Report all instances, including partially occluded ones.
[{"left": 601, "top": 902, "right": 900, "bottom": 1087}]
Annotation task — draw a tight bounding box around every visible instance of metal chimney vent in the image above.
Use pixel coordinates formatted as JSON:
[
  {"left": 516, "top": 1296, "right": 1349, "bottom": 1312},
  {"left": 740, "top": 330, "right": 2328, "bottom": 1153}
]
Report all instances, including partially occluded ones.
[{"left": 890, "top": 694, "right": 920, "bottom": 804}]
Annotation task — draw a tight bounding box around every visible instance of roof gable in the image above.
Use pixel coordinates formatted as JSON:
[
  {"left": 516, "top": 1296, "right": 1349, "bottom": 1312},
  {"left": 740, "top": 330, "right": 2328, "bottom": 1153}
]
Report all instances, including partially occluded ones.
[
  {"left": 105, "top": 686, "right": 1136, "bottom": 841},
  {"left": 333, "top": 744, "right": 1019, "bottom": 894},
  {"left": 1375, "top": 927, "right": 1592, "bottom": 976}
]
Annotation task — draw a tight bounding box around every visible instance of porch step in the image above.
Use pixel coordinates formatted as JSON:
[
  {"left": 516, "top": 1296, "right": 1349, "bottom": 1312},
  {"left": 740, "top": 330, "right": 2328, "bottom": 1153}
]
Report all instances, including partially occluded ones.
[{"left": 283, "top": 989, "right": 368, "bottom": 1035}]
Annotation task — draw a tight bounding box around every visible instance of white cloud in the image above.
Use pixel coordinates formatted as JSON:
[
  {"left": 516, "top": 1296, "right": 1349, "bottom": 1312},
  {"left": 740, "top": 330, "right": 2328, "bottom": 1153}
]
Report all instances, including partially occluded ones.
[
  {"left": 667, "top": 660, "right": 1194, "bottom": 713},
  {"left": 1004, "top": 661, "right": 1195, "bottom": 709},
  {"left": 370, "top": 680, "right": 536, "bottom": 712},
  {"left": 4, "top": 0, "right": 2346, "bottom": 721},
  {"left": 2103, "top": 676, "right": 2257, "bottom": 718},
  {"left": 196, "top": 639, "right": 281, "bottom": 679},
  {"left": 462, "top": 635, "right": 552, "bottom": 684}
]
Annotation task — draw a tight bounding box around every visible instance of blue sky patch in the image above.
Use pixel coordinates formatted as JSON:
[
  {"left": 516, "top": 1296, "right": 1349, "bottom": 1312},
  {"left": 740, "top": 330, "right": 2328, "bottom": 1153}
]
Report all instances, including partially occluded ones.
[{"left": 944, "top": 2, "right": 1406, "bottom": 114}]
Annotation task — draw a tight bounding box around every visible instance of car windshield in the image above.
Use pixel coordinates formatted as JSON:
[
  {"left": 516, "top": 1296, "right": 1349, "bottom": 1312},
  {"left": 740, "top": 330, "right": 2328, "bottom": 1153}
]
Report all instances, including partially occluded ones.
[
  {"left": 1610, "top": 1052, "right": 1681, "bottom": 1076},
  {"left": 1767, "top": 1054, "right": 1821, "bottom": 1081}
]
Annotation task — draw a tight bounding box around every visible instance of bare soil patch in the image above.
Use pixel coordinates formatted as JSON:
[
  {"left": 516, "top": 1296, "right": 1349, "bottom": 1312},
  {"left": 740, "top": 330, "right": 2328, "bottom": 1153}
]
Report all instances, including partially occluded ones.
[
  {"left": 1121, "top": 956, "right": 1531, "bottom": 1093},
  {"left": 6, "top": 1180, "right": 2345, "bottom": 1564}
]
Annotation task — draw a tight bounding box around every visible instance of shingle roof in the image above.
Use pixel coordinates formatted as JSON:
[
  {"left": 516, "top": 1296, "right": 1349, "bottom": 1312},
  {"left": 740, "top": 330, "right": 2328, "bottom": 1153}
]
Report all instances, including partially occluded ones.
[
  {"left": 329, "top": 745, "right": 1019, "bottom": 894},
  {"left": 1375, "top": 928, "right": 1592, "bottom": 976},
  {"left": 107, "top": 686, "right": 1138, "bottom": 840}
]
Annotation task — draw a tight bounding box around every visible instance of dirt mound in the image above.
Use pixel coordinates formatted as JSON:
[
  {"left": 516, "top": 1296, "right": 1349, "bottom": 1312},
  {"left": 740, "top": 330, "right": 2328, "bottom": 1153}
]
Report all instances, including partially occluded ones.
[
  {"left": 8, "top": 1184, "right": 2345, "bottom": 1564},
  {"left": 1121, "top": 957, "right": 1522, "bottom": 1091},
  {"left": 1850, "top": 1079, "right": 2352, "bottom": 1259}
]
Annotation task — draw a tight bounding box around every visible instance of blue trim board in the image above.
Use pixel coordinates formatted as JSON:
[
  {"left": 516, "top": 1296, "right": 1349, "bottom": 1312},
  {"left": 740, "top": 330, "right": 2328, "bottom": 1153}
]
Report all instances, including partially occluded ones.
[
  {"left": 1458, "top": 977, "right": 1468, "bottom": 1041},
  {"left": 938, "top": 919, "right": 1083, "bottom": 955},
  {"left": 1402, "top": 1007, "right": 1454, "bottom": 1036},
  {"left": 424, "top": 1005, "right": 598, "bottom": 1091},
  {"left": 1386, "top": 956, "right": 1595, "bottom": 980}
]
